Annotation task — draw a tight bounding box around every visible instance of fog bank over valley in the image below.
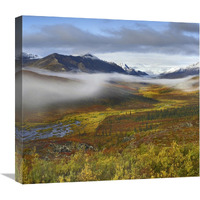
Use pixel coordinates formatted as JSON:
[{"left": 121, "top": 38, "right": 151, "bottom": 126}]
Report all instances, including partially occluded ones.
[{"left": 16, "top": 68, "right": 199, "bottom": 110}]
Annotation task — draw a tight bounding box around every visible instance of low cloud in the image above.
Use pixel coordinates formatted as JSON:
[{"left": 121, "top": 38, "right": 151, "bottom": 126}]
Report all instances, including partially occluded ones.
[{"left": 18, "top": 68, "right": 198, "bottom": 110}]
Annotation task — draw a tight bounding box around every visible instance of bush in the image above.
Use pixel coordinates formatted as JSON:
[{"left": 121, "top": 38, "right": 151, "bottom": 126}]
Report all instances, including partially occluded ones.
[{"left": 16, "top": 142, "right": 199, "bottom": 183}]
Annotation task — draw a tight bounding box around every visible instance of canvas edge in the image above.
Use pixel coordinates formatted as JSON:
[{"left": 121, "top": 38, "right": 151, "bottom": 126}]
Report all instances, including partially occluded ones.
[{"left": 15, "top": 16, "right": 23, "bottom": 184}]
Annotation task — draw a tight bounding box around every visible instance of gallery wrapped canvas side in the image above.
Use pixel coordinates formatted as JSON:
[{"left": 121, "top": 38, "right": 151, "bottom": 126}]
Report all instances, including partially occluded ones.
[{"left": 15, "top": 16, "right": 23, "bottom": 184}]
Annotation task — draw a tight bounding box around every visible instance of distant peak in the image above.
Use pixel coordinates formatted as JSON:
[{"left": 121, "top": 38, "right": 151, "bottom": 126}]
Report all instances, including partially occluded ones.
[
  {"left": 164, "top": 62, "right": 199, "bottom": 74},
  {"left": 83, "top": 53, "right": 93, "bottom": 57},
  {"left": 124, "top": 64, "right": 130, "bottom": 70},
  {"left": 17, "top": 52, "right": 40, "bottom": 60},
  {"left": 81, "top": 53, "right": 99, "bottom": 60},
  {"left": 120, "top": 63, "right": 131, "bottom": 71}
]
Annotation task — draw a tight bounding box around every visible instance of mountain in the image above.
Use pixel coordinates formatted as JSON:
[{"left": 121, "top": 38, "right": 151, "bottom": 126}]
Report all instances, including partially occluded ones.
[
  {"left": 24, "top": 53, "right": 126, "bottom": 74},
  {"left": 121, "top": 64, "right": 130, "bottom": 71},
  {"left": 22, "top": 52, "right": 149, "bottom": 76},
  {"left": 121, "top": 63, "right": 148, "bottom": 76},
  {"left": 129, "top": 69, "right": 148, "bottom": 76},
  {"left": 16, "top": 52, "right": 39, "bottom": 61},
  {"left": 81, "top": 53, "right": 100, "bottom": 60},
  {"left": 160, "top": 62, "right": 199, "bottom": 79},
  {"left": 16, "top": 52, "right": 40, "bottom": 71},
  {"left": 25, "top": 53, "right": 127, "bottom": 73},
  {"left": 22, "top": 52, "right": 39, "bottom": 60}
]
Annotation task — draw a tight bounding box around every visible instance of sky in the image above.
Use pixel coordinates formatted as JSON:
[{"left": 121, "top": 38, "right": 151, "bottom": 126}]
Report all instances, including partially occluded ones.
[{"left": 22, "top": 16, "right": 199, "bottom": 74}]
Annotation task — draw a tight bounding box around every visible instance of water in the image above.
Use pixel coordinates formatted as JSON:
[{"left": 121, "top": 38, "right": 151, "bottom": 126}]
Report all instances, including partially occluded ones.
[{"left": 16, "top": 121, "right": 81, "bottom": 141}]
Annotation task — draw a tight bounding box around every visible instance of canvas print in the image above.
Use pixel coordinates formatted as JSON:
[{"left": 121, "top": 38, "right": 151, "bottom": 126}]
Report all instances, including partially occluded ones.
[{"left": 15, "top": 16, "right": 199, "bottom": 184}]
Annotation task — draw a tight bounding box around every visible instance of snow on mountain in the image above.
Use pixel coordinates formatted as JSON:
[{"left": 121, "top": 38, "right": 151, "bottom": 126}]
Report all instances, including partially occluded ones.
[
  {"left": 16, "top": 52, "right": 40, "bottom": 61},
  {"left": 22, "top": 52, "right": 39, "bottom": 60},
  {"left": 120, "top": 63, "right": 132, "bottom": 72},
  {"left": 160, "top": 62, "right": 199, "bottom": 78},
  {"left": 81, "top": 53, "right": 100, "bottom": 60},
  {"left": 164, "top": 62, "right": 199, "bottom": 74},
  {"left": 119, "top": 63, "right": 148, "bottom": 76},
  {"left": 124, "top": 64, "right": 130, "bottom": 71}
]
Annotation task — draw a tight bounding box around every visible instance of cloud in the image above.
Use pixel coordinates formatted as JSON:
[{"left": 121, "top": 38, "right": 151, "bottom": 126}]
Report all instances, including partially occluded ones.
[
  {"left": 96, "top": 52, "right": 198, "bottom": 74},
  {"left": 20, "top": 68, "right": 199, "bottom": 110},
  {"left": 23, "top": 22, "right": 199, "bottom": 56},
  {"left": 169, "top": 22, "right": 199, "bottom": 33}
]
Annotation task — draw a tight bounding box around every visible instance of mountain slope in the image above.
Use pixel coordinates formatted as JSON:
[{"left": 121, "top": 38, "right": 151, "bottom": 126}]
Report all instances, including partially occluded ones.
[
  {"left": 160, "top": 62, "right": 199, "bottom": 78},
  {"left": 129, "top": 69, "right": 148, "bottom": 76},
  {"left": 25, "top": 53, "right": 126, "bottom": 74},
  {"left": 121, "top": 63, "right": 148, "bottom": 76}
]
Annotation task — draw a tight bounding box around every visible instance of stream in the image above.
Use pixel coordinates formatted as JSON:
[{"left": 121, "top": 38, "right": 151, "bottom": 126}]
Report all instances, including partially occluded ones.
[{"left": 16, "top": 121, "right": 81, "bottom": 141}]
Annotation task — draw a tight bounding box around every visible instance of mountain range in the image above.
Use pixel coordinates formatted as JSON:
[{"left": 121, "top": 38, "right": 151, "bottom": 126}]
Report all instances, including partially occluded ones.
[
  {"left": 20, "top": 52, "right": 199, "bottom": 78},
  {"left": 159, "top": 62, "right": 199, "bottom": 79},
  {"left": 22, "top": 53, "right": 148, "bottom": 76},
  {"left": 121, "top": 63, "right": 148, "bottom": 76}
]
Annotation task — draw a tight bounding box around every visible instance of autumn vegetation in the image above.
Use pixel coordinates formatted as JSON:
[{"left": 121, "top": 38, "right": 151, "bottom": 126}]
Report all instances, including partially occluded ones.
[{"left": 16, "top": 80, "right": 199, "bottom": 184}]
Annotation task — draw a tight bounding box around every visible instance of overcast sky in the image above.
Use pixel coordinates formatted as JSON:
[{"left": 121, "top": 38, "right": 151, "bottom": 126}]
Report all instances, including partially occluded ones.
[{"left": 22, "top": 16, "right": 199, "bottom": 74}]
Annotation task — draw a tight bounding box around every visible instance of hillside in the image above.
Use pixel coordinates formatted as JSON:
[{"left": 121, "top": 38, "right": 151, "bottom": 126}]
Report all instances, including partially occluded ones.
[{"left": 25, "top": 53, "right": 126, "bottom": 74}]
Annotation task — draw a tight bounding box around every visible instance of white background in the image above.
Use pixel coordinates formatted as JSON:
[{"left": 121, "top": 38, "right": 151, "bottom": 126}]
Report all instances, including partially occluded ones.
[{"left": 0, "top": 0, "right": 199, "bottom": 199}]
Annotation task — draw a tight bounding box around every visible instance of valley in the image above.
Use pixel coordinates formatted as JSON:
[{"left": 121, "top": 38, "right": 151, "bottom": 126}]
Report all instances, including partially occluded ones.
[{"left": 15, "top": 69, "right": 199, "bottom": 183}]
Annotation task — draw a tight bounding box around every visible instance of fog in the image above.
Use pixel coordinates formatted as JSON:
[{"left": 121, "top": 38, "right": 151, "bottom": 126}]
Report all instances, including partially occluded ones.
[{"left": 16, "top": 68, "right": 199, "bottom": 110}]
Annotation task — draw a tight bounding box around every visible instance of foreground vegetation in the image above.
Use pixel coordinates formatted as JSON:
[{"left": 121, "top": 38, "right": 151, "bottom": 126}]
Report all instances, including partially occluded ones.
[
  {"left": 16, "top": 142, "right": 199, "bottom": 183},
  {"left": 15, "top": 79, "right": 199, "bottom": 184}
]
